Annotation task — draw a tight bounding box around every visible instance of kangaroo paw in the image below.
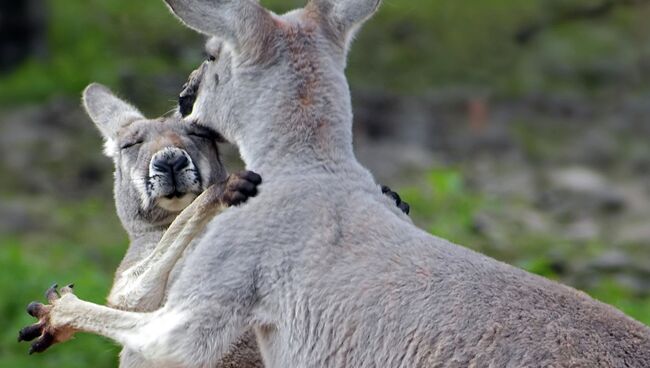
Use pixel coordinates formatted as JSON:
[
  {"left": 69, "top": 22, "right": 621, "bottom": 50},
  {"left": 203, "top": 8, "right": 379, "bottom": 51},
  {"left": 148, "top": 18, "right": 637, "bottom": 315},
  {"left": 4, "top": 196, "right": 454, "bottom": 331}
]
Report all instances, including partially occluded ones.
[
  {"left": 222, "top": 171, "right": 262, "bottom": 207},
  {"left": 18, "top": 284, "right": 78, "bottom": 355}
]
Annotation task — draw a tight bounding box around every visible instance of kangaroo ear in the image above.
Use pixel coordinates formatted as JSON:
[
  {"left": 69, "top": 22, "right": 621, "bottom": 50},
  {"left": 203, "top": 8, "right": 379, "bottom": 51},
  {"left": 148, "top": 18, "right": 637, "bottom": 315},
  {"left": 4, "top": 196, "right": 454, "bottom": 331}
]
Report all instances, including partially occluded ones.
[
  {"left": 310, "top": 0, "right": 381, "bottom": 45},
  {"left": 83, "top": 83, "right": 144, "bottom": 154},
  {"left": 162, "top": 0, "right": 275, "bottom": 57}
]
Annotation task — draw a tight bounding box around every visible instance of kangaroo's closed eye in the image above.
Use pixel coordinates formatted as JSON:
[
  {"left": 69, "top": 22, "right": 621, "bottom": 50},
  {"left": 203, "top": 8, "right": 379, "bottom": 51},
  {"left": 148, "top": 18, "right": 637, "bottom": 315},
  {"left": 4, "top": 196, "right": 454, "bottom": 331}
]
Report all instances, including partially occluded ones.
[
  {"left": 120, "top": 140, "right": 144, "bottom": 150},
  {"left": 189, "top": 132, "right": 212, "bottom": 140},
  {"left": 188, "top": 126, "right": 217, "bottom": 140},
  {"left": 187, "top": 124, "right": 225, "bottom": 143}
]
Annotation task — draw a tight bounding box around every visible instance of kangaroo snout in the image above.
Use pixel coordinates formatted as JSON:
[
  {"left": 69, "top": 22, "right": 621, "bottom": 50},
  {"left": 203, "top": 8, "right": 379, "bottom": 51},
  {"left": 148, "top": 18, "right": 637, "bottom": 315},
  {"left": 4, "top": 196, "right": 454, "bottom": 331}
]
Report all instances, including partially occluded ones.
[
  {"left": 179, "top": 90, "right": 196, "bottom": 117},
  {"left": 148, "top": 148, "right": 201, "bottom": 210},
  {"left": 179, "top": 62, "right": 206, "bottom": 117},
  {"left": 152, "top": 154, "right": 190, "bottom": 178}
]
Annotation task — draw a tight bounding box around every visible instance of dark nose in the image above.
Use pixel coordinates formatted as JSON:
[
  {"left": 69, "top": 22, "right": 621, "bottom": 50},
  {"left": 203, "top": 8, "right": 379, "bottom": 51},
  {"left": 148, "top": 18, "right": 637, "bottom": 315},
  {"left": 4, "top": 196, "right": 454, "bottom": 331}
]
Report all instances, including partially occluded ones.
[{"left": 153, "top": 155, "right": 190, "bottom": 175}]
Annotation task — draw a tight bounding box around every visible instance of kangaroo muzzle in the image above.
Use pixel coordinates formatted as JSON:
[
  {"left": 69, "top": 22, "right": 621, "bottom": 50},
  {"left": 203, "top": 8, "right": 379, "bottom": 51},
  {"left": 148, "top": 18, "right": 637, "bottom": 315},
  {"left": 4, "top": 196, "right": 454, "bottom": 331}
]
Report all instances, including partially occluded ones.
[
  {"left": 147, "top": 147, "right": 201, "bottom": 211},
  {"left": 179, "top": 62, "right": 207, "bottom": 117}
]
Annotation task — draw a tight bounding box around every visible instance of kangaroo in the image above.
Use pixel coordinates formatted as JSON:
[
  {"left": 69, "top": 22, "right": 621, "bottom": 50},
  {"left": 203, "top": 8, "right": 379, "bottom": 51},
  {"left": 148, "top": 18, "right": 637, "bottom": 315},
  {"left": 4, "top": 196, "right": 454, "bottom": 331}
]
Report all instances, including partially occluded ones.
[
  {"left": 53, "top": 83, "right": 266, "bottom": 368},
  {"left": 19, "top": 0, "right": 650, "bottom": 367}
]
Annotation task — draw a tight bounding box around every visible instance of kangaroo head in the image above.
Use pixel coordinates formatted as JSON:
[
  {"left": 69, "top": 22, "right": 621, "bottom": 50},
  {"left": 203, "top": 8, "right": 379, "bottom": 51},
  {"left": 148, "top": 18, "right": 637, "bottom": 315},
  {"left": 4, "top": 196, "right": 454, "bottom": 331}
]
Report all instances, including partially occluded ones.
[
  {"left": 83, "top": 83, "right": 227, "bottom": 229},
  {"left": 167, "top": 0, "right": 380, "bottom": 172}
]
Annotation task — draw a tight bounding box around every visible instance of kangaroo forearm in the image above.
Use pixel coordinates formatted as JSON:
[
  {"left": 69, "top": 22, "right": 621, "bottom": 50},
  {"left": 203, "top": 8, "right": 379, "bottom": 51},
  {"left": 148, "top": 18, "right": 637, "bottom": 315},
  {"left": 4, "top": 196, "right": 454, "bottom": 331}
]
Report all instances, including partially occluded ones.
[
  {"left": 51, "top": 295, "right": 153, "bottom": 344},
  {"left": 108, "top": 185, "right": 226, "bottom": 310},
  {"left": 107, "top": 271, "right": 167, "bottom": 311},
  {"left": 141, "top": 184, "right": 225, "bottom": 269}
]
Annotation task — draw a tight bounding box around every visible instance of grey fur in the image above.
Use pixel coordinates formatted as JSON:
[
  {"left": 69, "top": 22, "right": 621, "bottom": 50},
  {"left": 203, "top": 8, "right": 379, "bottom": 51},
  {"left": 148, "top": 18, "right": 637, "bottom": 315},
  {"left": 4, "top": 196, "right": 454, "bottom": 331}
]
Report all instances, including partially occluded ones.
[
  {"left": 25, "top": 2, "right": 650, "bottom": 368},
  {"left": 83, "top": 84, "right": 263, "bottom": 368}
]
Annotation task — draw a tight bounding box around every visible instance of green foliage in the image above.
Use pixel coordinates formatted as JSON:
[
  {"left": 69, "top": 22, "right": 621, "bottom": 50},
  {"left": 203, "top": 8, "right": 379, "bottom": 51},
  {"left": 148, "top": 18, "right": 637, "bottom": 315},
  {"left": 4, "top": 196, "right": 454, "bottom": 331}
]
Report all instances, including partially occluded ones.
[
  {"left": 400, "top": 168, "right": 486, "bottom": 245},
  {"left": 0, "top": 0, "right": 202, "bottom": 107},
  {"left": 0, "top": 238, "right": 120, "bottom": 368},
  {"left": 0, "top": 198, "right": 125, "bottom": 367},
  {"left": 350, "top": 0, "right": 650, "bottom": 94},
  {"left": 589, "top": 278, "right": 650, "bottom": 323},
  {"left": 2, "top": 0, "right": 650, "bottom": 107}
]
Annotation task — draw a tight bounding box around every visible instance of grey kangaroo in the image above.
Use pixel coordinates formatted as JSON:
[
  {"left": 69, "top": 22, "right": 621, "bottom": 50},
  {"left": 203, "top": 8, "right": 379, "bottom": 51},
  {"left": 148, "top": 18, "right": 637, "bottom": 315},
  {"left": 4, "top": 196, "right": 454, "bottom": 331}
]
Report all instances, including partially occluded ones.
[
  {"left": 71, "top": 84, "right": 265, "bottom": 368},
  {"left": 19, "top": 0, "right": 650, "bottom": 367}
]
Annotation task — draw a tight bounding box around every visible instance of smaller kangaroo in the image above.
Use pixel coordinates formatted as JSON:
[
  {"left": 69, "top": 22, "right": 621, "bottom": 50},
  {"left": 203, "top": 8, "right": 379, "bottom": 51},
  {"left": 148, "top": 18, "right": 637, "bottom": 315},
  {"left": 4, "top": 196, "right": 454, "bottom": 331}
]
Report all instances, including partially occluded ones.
[{"left": 62, "top": 83, "right": 266, "bottom": 368}]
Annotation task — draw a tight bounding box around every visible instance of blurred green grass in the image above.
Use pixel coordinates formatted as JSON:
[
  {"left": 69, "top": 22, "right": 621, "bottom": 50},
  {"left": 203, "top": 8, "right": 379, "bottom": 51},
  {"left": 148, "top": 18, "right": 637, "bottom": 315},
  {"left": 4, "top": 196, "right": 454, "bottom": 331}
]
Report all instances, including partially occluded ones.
[
  {"left": 2, "top": 0, "right": 650, "bottom": 108},
  {"left": 1, "top": 199, "right": 125, "bottom": 367}
]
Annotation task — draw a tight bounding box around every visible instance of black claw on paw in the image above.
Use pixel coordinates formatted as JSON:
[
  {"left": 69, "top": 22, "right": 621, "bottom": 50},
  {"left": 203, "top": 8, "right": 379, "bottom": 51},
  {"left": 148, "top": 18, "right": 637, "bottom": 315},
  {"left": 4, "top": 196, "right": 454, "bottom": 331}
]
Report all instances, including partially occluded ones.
[
  {"left": 18, "top": 323, "right": 44, "bottom": 342},
  {"left": 381, "top": 185, "right": 410, "bottom": 215},
  {"left": 26, "top": 302, "right": 45, "bottom": 318},
  {"left": 228, "top": 192, "right": 248, "bottom": 206},
  {"left": 243, "top": 171, "right": 262, "bottom": 185},
  {"left": 19, "top": 283, "right": 78, "bottom": 355},
  {"left": 45, "top": 284, "right": 59, "bottom": 303},
  {"left": 29, "top": 332, "right": 54, "bottom": 355},
  {"left": 398, "top": 202, "right": 411, "bottom": 215},
  {"left": 237, "top": 181, "right": 258, "bottom": 196}
]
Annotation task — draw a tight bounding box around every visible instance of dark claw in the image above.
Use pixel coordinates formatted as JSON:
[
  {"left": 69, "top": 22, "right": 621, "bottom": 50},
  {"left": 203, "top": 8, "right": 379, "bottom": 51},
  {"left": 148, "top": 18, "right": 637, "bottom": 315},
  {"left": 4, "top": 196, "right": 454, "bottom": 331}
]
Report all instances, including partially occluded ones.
[
  {"left": 227, "top": 192, "right": 248, "bottom": 206},
  {"left": 61, "top": 284, "right": 75, "bottom": 294},
  {"left": 45, "top": 284, "right": 59, "bottom": 303},
  {"left": 29, "top": 332, "right": 55, "bottom": 355},
  {"left": 26, "top": 302, "right": 44, "bottom": 318},
  {"left": 18, "top": 323, "right": 44, "bottom": 342},
  {"left": 242, "top": 187, "right": 258, "bottom": 198},
  {"left": 222, "top": 171, "right": 262, "bottom": 206},
  {"left": 233, "top": 180, "right": 257, "bottom": 196},
  {"left": 382, "top": 185, "right": 401, "bottom": 204},
  {"left": 398, "top": 202, "right": 410, "bottom": 215},
  {"left": 388, "top": 191, "right": 401, "bottom": 204},
  {"left": 381, "top": 185, "right": 410, "bottom": 215},
  {"left": 243, "top": 171, "right": 262, "bottom": 185}
]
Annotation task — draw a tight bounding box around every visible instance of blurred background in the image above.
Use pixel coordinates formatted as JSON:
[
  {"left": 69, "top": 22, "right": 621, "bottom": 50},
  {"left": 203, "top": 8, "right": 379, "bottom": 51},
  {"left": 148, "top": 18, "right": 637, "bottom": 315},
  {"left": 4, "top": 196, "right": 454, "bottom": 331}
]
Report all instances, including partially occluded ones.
[{"left": 1, "top": 0, "right": 649, "bottom": 366}]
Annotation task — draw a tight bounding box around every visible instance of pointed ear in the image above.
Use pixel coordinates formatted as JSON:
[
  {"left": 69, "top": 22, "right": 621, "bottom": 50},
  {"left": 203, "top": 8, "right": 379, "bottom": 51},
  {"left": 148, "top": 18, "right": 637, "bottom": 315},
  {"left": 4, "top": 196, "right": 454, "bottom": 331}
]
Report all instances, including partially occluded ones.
[
  {"left": 162, "top": 0, "right": 275, "bottom": 57},
  {"left": 82, "top": 83, "right": 144, "bottom": 142},
  {"left": 310, "top": 0, "right": 381, "bottom": 45}
]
